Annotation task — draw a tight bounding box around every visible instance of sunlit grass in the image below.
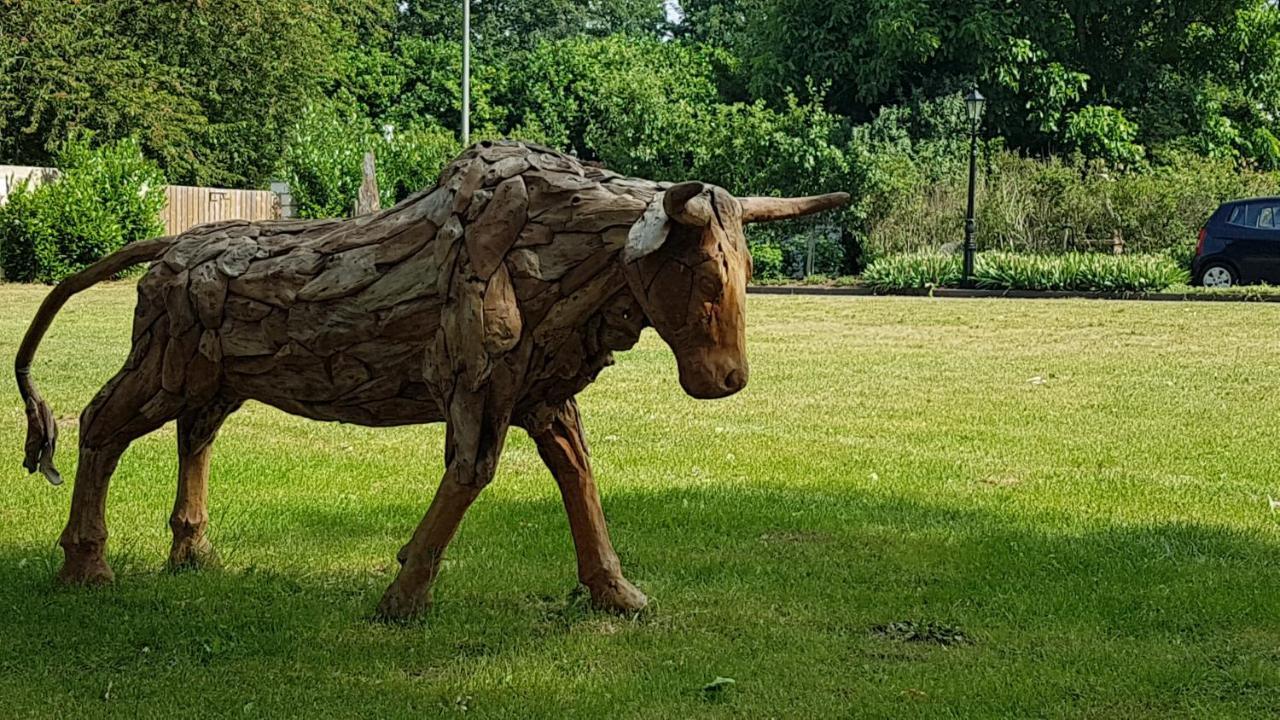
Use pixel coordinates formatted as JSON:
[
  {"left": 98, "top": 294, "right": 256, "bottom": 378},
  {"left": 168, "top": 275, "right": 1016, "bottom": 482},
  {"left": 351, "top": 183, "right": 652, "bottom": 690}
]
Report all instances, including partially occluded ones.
[{"left": 2, "top": 282, "right": 1279, "bottom": 718}]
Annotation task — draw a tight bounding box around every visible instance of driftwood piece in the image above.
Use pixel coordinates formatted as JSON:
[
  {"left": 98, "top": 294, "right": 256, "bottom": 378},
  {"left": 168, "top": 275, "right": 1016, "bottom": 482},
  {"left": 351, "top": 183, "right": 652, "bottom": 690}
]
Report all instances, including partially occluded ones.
[
  {"left": 298, "top": 245, "right": 380, "bottom": 302},
  {"left": 227, "top": 251, "right": 323, "bottom": 308},
  {"left": 482, "top": 264, "right": 521, "bottom": 355},
  {"left": 375, "top": 223, "right": 438, "bottom": 265},
  {"left": 506, "top": 249, "right": 541, "bottom": 279},
  {"left": 533, "top": 233, "right": 606, "bottom": 281},
  {"left": 216, "top": 241, "right": 266, "bottom": 278},
  {"left": 515, "top": 223, "right": 554, "bottom": 248},
  {"left": 466, "top": 176, "right": 528, "bottom": 279},
  {"left": 357, "top": 215, "right": 460, "bottom": 310},
  {"left": 444, "top": 252, "right": 491, "bottom": 392},
  {"left": 533, "top": 267, "right": 623, "bottom": 347},
  {"left": 450, "top": 159, "right": 486, "bottom": 214},
  {"left": 484, "top": 157, "right": 529, "bottom": 186},
  {"left": 190, "top": 261, "right": 227, "bottom": 329}
]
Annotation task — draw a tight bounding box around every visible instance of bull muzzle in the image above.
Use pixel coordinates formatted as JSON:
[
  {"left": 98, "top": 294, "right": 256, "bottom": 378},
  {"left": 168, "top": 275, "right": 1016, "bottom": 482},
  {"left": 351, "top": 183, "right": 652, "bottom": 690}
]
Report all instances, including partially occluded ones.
[{"left": 677, "top": 351, "right": 749, "bottom": 400}]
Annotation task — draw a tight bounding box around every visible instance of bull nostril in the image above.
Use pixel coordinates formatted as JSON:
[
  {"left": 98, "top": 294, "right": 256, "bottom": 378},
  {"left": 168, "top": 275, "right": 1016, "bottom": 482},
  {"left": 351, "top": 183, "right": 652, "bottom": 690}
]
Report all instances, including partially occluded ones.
[{"left": 723, "top": 369, "right": 746, "bottom": 392}]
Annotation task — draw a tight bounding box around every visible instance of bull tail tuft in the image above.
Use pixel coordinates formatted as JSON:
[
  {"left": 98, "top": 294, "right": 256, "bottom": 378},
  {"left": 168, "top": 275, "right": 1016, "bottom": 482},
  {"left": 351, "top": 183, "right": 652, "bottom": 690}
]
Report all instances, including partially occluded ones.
[{"left": 18, "top": 368, "right": 61, "bottom": 484}]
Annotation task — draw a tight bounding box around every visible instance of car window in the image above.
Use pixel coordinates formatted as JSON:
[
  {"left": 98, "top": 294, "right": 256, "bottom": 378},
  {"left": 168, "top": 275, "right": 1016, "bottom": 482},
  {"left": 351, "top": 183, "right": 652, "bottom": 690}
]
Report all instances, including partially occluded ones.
[{"left": 1226, "top": 202, "right": 1280, "bottom": 229}]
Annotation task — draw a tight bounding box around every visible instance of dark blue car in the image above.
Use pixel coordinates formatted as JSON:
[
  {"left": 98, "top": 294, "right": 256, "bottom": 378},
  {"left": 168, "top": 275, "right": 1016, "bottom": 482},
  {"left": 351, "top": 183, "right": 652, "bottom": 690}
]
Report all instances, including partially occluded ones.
[{"left": 1193, "top": 197, "right": 1280, "bottom": 287}]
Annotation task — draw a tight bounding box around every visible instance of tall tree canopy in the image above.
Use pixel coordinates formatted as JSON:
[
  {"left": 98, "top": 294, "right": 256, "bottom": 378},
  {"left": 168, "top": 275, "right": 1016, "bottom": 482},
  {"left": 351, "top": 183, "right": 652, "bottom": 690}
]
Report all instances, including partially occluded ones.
[
  {"left": 395, "top": 0, "right": 668, "bottom": 49},
  {"left": 4, "top": 0, "right": 1280, "bottom": 189},
  {"left": 684, "top": 0, "right": 1280, "bottom": 163},
  {"left": 0, "top": 0, "right": 357, "bottom": 185}
]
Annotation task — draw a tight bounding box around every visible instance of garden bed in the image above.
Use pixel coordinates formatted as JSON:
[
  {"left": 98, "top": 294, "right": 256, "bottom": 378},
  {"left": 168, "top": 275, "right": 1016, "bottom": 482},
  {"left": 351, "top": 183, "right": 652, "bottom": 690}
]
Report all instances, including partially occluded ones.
[
  {"left": 749, "top": 283, "right": 1280, "bottom": 302},
  {"left": 751, "top": 250, "right": 1280, "bottom": 301}
]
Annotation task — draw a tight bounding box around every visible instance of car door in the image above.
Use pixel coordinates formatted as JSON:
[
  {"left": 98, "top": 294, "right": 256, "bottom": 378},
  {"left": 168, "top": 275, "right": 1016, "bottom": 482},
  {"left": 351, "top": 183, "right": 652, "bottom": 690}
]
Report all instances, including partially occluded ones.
[{"left": 1217, "top": 200, "right": 1280, "bottom": 283}]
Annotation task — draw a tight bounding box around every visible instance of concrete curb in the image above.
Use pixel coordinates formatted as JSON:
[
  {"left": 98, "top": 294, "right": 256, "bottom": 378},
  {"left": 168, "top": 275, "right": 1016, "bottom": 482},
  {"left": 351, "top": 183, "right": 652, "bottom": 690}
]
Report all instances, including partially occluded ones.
[{"left": 748, "top": 285, "right": 1280, "bottom": 302}]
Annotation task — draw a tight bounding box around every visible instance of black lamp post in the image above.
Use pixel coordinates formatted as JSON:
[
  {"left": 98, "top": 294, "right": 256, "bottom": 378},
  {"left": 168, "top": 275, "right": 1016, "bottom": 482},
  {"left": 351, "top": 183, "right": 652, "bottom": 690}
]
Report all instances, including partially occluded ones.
[{"left": 962, "top": 88, "right": 986, "bottom": 285}]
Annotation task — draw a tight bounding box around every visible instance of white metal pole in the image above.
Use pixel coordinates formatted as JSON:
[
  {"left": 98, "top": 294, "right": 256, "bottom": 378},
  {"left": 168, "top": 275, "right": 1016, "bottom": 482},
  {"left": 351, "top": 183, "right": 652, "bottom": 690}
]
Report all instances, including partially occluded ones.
[{"left": 462, "top": 0, "right": 471, "bottom": 145}]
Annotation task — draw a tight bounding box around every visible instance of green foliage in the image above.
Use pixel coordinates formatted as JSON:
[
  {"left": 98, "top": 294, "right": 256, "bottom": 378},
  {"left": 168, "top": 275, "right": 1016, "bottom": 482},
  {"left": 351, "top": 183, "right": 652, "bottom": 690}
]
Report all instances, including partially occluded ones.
[
  {"left": 975, "top": 252, "right": 1189, "bottom": 291},
  {"left": 699, "top": 0, "right": 1280, "bottom": 167},
  {"left": 280, "top": 102, "right": 460, "bottom": 219},
  {"left": 748, "top": 242, "right": 784, "bottom": 280},
  {"left": 280, "top": 102, "right": 370, "bottom": 219},
  {"left": 377, "top": 125, "right": 462, "bottom": 205},
  {"left": 862, "top": 253, "right": 962, "bottom": 291},
  {"left": 861, "top": 251, "right": 1189, "bottom": 292},
  {"left": 869, "top": 150, "right": 1280, "bottom": 259},
  {"left": 1064, "top": 106, "right": 1145, "bottom": 167},
  {"left": 772, "top": 227, "right": 847, "bottom": 278},
  {"left": 0, "top": 0, "right": 349, "bottom": 186},
  {"left": 496, "top": 37, "right": 721, "bottom": 172},
  {"left": 397, "top": 0, "right": 667, "bottom": 50},
  {"left": 0, "top": 134, "right": 165, "bottom": 283},
  {"left": 7, "top": 0, "right": 1280, "bottom": 188}
]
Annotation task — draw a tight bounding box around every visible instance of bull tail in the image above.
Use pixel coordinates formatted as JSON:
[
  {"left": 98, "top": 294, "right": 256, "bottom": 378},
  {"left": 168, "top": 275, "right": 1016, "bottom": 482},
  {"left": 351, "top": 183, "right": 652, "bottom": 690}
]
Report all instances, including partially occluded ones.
[{"left": 15, "top": 237, "right": 175, "bottom": 485}]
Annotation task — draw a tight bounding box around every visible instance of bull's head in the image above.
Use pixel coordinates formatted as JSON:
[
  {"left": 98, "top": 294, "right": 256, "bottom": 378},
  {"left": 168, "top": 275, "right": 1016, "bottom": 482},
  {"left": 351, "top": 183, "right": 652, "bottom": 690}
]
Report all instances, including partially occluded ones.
[{"left": 623, "top": 182, "right": 850, "bottom": 399}]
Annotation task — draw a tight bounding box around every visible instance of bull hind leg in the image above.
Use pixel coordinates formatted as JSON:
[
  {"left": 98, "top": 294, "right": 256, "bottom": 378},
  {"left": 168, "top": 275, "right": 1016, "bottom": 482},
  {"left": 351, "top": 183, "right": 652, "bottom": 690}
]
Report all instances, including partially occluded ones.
[
  {"left": 168, "top": 395, "right": 242, "bottom": 570},
  {"left": 530, "top": 399, "right": 648, "bottom": 613},
  {"left": 59, "top": 336, "right": 184, "bottom": 584}
]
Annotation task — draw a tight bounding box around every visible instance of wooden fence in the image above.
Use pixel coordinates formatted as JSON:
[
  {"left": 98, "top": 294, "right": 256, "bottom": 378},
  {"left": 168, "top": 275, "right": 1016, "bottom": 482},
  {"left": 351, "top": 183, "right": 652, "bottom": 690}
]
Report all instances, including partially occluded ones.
[
  {"left": 161, "top": 185, "right": 279, "bottom": 235},
  {"left": 0, "top": 166, "right": 281, "bottom": 236}
]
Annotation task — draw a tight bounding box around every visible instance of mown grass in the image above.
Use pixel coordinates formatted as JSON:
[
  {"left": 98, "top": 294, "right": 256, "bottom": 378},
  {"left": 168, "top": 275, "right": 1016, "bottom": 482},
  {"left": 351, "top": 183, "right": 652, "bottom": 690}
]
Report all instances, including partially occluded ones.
[{"left": 2, "top": 283, "right": 1280, "bottom": 718}]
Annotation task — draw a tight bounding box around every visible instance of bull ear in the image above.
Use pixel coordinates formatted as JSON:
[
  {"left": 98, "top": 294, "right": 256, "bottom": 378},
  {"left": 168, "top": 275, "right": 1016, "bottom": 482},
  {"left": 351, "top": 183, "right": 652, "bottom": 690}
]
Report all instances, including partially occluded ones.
[
  {"left": 739, "top": 192, "right": 851, "bottom": 223},
  {"left": 663, "top": 181, "right": 713, "bottom": 226},
  {"left": 625, "top": 193, "right": 672, "bottom": 261}
]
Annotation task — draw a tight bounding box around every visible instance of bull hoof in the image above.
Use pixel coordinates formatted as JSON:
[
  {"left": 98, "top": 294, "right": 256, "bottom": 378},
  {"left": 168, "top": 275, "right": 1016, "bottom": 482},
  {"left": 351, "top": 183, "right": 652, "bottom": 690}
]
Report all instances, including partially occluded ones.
[
  {"left": 167, "top": 537, "right": 219, "bottom": 572},
  {"left": 588, "top": 577, "right": 648, "bottom": 614},
  {"left": 57, "top": 556, "right": 114, "bottom": 586},
  {"left": 374, "top": 582, "right": 432, "bottom": 623}
]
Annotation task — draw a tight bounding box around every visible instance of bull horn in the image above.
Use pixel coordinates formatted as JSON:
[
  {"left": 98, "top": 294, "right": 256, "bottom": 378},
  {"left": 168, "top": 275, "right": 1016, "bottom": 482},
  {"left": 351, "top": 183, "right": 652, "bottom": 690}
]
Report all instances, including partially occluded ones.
[{"left": 739, "top": 192, "right": 851, "bottom": 223}]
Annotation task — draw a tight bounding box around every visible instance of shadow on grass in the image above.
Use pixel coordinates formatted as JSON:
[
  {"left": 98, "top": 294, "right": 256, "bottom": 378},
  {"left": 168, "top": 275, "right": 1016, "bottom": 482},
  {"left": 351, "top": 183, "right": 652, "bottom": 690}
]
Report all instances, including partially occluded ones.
[{"left": 0, "top": 484, "right": 1276, "bottom": 715}]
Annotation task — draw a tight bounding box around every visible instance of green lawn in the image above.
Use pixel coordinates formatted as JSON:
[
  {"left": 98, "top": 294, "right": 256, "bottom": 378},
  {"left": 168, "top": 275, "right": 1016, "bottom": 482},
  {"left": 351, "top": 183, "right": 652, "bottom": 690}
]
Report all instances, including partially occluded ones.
[{"left": 2, "top": 282, "right": 1279, "bottom": 718}]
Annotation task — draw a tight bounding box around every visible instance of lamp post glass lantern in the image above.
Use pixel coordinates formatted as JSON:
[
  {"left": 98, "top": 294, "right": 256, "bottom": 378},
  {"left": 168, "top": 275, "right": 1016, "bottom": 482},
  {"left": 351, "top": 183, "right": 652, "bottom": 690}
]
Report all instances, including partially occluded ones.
[{"left": 962, "top": 89, "right": 985, "bottom": 284}]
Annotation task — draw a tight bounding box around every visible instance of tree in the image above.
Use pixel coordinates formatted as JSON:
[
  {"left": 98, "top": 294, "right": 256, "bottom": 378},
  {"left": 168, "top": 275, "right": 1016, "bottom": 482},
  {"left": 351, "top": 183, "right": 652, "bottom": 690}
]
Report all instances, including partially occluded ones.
[
  {"left": 678, "top": 0, "right": 1280, "bottom": 164},
  {"left": 396, "top": 0, "right": 668, "bottom": 50},
  {"left": 0, "top": 0, "right": 354, "bottom": 186}
]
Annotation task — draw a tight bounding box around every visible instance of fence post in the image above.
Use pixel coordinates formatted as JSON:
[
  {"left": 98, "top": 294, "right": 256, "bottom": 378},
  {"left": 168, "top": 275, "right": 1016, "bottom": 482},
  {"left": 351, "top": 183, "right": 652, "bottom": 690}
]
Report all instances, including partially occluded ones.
[{"left": 356, "top": 152, "right": 380, "bottom": 216}]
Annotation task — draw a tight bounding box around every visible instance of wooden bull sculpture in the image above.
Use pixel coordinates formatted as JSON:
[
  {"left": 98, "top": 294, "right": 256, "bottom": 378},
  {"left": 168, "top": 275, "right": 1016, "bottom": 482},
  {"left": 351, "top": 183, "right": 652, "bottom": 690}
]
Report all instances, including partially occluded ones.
[{"left": 16, "top": 141, "right": 848, "bottom": 620}]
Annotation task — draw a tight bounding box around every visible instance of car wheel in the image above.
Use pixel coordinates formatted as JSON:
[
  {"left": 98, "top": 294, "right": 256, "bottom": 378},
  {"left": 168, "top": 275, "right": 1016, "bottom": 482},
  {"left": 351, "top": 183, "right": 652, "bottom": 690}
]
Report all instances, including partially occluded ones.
[{"left": 1199, "top": 263, "right": 1237, "bottom": 288}]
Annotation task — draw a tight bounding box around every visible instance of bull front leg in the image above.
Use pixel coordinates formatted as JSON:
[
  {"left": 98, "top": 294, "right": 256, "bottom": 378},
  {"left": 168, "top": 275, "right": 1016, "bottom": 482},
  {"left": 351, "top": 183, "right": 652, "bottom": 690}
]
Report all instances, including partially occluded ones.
[
  {"left": 531, "top": 399, "right": 648, "bottom": 613},
  {"left": 375, "top": 377, "right": 516, "bottom": 622}
]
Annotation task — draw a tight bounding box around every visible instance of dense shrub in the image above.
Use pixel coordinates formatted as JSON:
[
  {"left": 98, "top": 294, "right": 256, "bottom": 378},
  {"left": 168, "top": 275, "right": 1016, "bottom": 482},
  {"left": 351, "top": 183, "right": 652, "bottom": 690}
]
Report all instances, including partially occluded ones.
[
  {"left": 868, "top": 150, "right": 1280, "bottom": 259},
  {"left": 975, "top": 252, "right": 1188, "bottom": 292},
  {"left": 779, "top": 227, "right": 845, "bottom": 277},
  {"left": 0, "top": 134, "right": 165, "bottom": 283},
  {"left": 281, "top": 102, "right": 461, "bottom": 219},
  {"left": 861, "top": 253, "right": 962, "bottom": 291},
  {"left": 1064, "top": 106, "right": 1145, "bottom": 167},
  {"left": 862, "top": 251, "right": 1189, "bottom": 292},
  {"left": 376, "top": 124, "right": 461, "bottom": 204},
  {"left": 748, "top": 242, "right": 784, "bottom": 280}
]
